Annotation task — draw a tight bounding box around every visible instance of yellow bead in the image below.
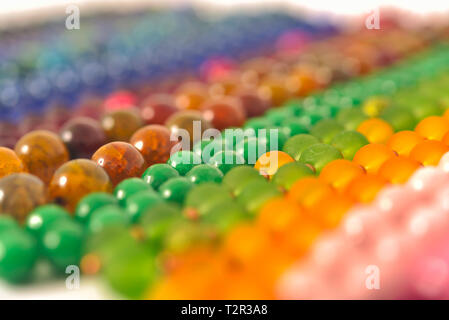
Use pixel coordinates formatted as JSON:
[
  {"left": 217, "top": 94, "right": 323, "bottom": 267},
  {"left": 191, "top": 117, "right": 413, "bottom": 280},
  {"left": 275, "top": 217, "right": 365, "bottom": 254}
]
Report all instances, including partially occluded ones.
[
  {"left": 378, "top": 156, "right": 421, "bottom": 184},
  {"left": 362, "top": 96, "right": 389, "bottom": 117},
  {"left": 387, "top": 131, "right": 423, "bottom": 157},
  {"left": 353, "top": 143, "right": 396, "bottom": 174},
  {"left": 319, "top": 159, "right": 365, "bottom": 192},
  {"left": 410, "top": 140, "right": 449, "bottom": 166}
]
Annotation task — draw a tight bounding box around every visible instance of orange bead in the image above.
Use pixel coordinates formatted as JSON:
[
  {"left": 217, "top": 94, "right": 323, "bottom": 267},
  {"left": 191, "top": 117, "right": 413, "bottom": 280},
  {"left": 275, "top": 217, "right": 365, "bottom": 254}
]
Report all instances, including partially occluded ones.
[
  {"left": 415, "top": 116, "right": 449, "bottom": 141},
  {"left": 288, "top": 177, "right": 334, "bottom": 211},
  {"left": 0, "top": 147, "right": 24, "bottom": 178},
  {"left": 443, "top": 108, "right": 449, "bottom": 122},
  {"left": 257, "top": 197, "right": 302, "bottom": 235},
  {"left": 346, "top": 174, "right": 387, "bottom": 203},
  {"left": 175, "top": 81, "right": 208, "bottom": 110},
  {"left": 387, "top": 131, "right": 423, "bottom": 157},
  {"left": 378, "top": 156, "right": 421, "bottom": 184},
  {"left": 254, "top": 151, "right": 294, "bottom": 178},
  {"left": 283, "top": 219, "right": 321, "bottom": 256},
  {"left": 312, "top": 193, "right": 354, "bottom": 229},
  {"left": 257, "top": 76, "right": 292, "bottom": 107},
  {"left": 319, "top": 159, "right": 365, "bottom": 192},
  {"left": 357, "top": 118, "right": 394, "bottom": 144},
  {"left": 443, "top": 131, "right": 449, "bottom": 146},
  {"left": 353, "top": 143, "right": 396, "bottom": 174},
  {"left": 410, "top": 140, "right": 449, "bottom": 166}
]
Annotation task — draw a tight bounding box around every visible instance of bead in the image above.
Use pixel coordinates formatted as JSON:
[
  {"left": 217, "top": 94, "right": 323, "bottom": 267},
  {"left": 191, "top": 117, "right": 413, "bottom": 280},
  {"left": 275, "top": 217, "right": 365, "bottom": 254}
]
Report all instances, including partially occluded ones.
[
  {"left": 380, "top": 106, "right": 417, "bottom": 131},
  {"left": 312, "top": 193, "right": 353, "bottom": 229},
  {"left": 140, "top": 94, "right": 178, "bottom": 125},
  {"left": 257, "top": 76, "right": 292, "bottom": 107},
  {"left": 184, "top": 183, "right": 233, "bottom": 218},
  {"left": 15, "top": 130, "right": 69, "bottom": 184},
  {"left": 208, "top": 150, "right": 245, "bottom": 174},
  {"left": 288, "top": 177, "right": 334, "bottom": 211},
  {"left": 346, "top": 174, "right": 387, "bottom": 203},
  {"left": 282, "top": 134, "right": 320, "bottom": 161},
  {"left": 237, "top": 180, "right": 281, "bottom": 214},
  {"left": 142, "top": 163, "right": 180, "bottom": 190},
  {"left": 415, "top": 116, "right": 449, "bottom": 141},
  {"left": 75, "top": 192, "right": 118, "bottom": 224},
  {"left": 336, "top": 108, "right": 368, "bottom": 131},
  {"left": 165, "top": 111, "right": 212, "bottom": 149},
  {"left": 125, "top": 190, "right": 163, "bottom": 223},
  {"left": 185, "top": 164, "right": 223, "bottom": 184},
  {"left": 114, "top": 178, "right": 152, "bottom": 206},
  {"left": 60, "top": 117, "right": 107, "bottom": 159},
  {"left": 0, "top": 216, "right": 19, "bottom": 233},
  {"left": 357, "top": 118, "right": 394, "bottom": 144},
  {"left": 175, "top": 81, "right": 208, "bottom": 110},
  {"left": 310, "top": 119, "right": 344, "bottom": 144},
  {"left": 410, "top": 140, "right": 449, "bottom": 166},
  {"left": 387, "top": 131, "right": 423, "bottom": 157},
  {"left": 0, "top": 229, "right": 37, "bottom": 282},
  {"left": 330, "top": 130, "right": 369, "bottom": 160},
  {"left": 320, "top": 159, "right": 365, "bottom": 192},
  {"left": 201, "top": 98, "right": 246, "bottom": 130},
  {"left": 92, "top": 142, "right": 146, "bottom": 186},
  {"left": 254, "top": 151, "right": 295, "bottom": 178},
  {"left": 49, "top": 159, "right": 113, "bottom": 213},
  {"left": 87, "top": 205, "right": 129, "bottom": 234},
  {"left": 0, "top": 173, "right": 46, "bottom": 223},
  {"left": 272, "top": 162, "right": 314, "bottom": 190},
  {"left": 299, "top": 143, "right": 343, "bottom": 174},
  {"left": 103, "top": 90, "right": 137, "bottom": 111},
  {"left": 25, "top": 205, "right": 71, "bottom": 240},
  {"left": 101, "top": 109, "right": 143, "bottom": 142},
  {"left": 353, "top": 143, "right": 396, "bottom": 174},
  {"left": 159, "top": 177, "right": 194, "bottom": 205},
  {"left": 167, "top": 150, "right": 202, "bottom": 176},
  {"left": 42, "top": 220, "right": 83, "bottom": 271},
  {"left": 234, "top": 89, "right": 270, "bottom": 118},
  {"left": 130, "top": 125, "right": 174, "bottom": 166},
  {"left": 362, "top": 96, "right": 389, "bottom": 117},
  {"left": 0, "top": 147, "right": 24, "bottom": 178},
  {"left": 222, "top": 165, "right": 264, "bottom": 196},
  {"left": 201, "top": 202, "right": 248, "bottom": 234},
  {"left": 257, "top": 197, "right": 302, "bottom": 235},
  {"left": 236, "top": 136, "right": 270, "bottom": 164},
  {"left": 378, "top": 156, "right": 421, "bottom": 184}
]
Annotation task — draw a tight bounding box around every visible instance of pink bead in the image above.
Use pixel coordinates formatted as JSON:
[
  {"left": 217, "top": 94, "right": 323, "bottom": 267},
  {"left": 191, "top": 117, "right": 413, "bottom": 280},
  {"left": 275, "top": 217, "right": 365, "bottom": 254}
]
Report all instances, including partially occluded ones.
[
  {"left": 438, "top": 151, "right": 449, "bottom": 172},
  {"left": 103, "top": 90, "right": 137, "bottom": 111}
]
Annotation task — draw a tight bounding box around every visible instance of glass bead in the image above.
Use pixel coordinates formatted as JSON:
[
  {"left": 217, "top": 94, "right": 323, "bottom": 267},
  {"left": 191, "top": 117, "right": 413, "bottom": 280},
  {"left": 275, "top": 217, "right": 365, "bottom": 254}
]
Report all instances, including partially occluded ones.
[
  {"left": 357, "top": 118, "right": 394, "bottom": 144},
  {"left": 330, "top": 130, "right": 369, "bottom": 160},
  {"left": 387, "top": 131, "right": 423, "bottom": 157},
  {"left": 185, "top": 164, "right": 223, "bottom": 184},
  {"left": 346, "top": 174, "right": 387, "bottom": 203},
  {"left": 320, "top": 159, "right": 365, "bottom": 192},
  {"left": 282, "top": 134, "right": 320, "bottom": 161},
  {"left": 208, "top": 150, "right": 245, "bottom": 174},
  {"left": 25, "top": 204, "right": 71, "bottom": 240},
  {"left": 272, "top": 161, "right": 314, "bottom": 190},
  {"left": 87, "top": 205, "right": 129, "bottom": 234},
  {"left": 125, "top": 190, "right": 163, "bottom": 223},
  {"left": 237, "top": 179, "right": 281, "bottom": 215},
  {"left": 310, "top": 119, "right": 344, "bottom": 144},
  {"left": 130, "top": 125, "right": 175, "bottom": 166},
  {"left": 167, "top": 150, "right": 202, "bottom": 176},
  {"left": 159, "top": 177, "right": 193, "bottom": 205},
  {"left": 222, "top": 165, "right": 265, "bottom": 196},
  {"left": 353, "top": 143, "right": 396, "bottom": 174},
  {"left": 299, "top": 143, "right": 343, "bottom": 174},
  {"left": 410, "top": 140, "right": 449, "bottom": 166},
  {"left": 114, "top": 178, "right": 152, "bottom": 206},
  {"left": 141, "top": 163, "right": 180, "bottom": 190},
  {"left": 415, "top": 116, "right": 449, "bottom": 141},
  {"left": 184, "top": 182, "right": 233, "bottom": 218},
  {"left": 254, "top": 151, "right": 295, "bottom": 178},
  {"left": 378, "top": 156, "right": 421, "bottom": 184},
  {"left": 75, "top": 192, "right": 118, "bottom": 224},
  {"left": 165, "top": 111, "right": 212, "bottom": 149}
]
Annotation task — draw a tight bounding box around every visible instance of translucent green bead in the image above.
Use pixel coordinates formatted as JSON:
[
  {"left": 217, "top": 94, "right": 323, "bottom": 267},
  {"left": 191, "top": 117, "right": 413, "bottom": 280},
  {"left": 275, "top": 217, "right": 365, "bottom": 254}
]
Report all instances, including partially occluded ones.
[
  {"left": 330, "top": 131, "right": 369, "bottom": 160},
  {"left": 75, "top": 193, "right": 118, "bottom": 224},
  {"left": 380, "top": 107, "right": 417, "bottom": 131},
  {"left": 282, "top": 134, "right": 320, "bottom": 161},
  {"left": 208, "top": 150, "right": 245, "bottom": 174},
  {"left": 25, "top": 204, "right": 71, "bottom": 240},
  {"left": 235, "top": 137, "right": 270, "bottom": 164},
  {"left": 281, "top": 118, "right": 309, "bottom": 136},
  {"left": 201, "top": 202, "right": 249, "bottom": 234},
  {"left": 141, "top": 163, "right": 179, "bottom": 190},
  {"left": 272, "top": 162, "right": 315, "bottom": 190},
  {"left": 159, "top": 177, "right": 193, "bottom": 204},
  {"left": 243, "top": 117, "right": 274, "bottom": 134},
  {"left": 125, "top": 190, "right": 163, "bottom": 223},
  {"left": 336, "top": 108, "right": 369, "bottom": 130},
  {"left": 114, "top": 178, "right": 152, "bottom": 206},
  {"left": 87, "top": 205, "right": 129, "bottom": 234},
  {"left": 167, "top": 150, "right": 202, "bottom": 176},
  {"left": 222, "top": 165, "right": 264, "bottom": 196},
  {"left": 185, "top": 164, "right": 223, "bottom": 184},
  {"left": 237, "top": 180, "right": 281, "bottom": 215},
  {"left": 310, "top": 119, "right": 344, "bottom": 144},
  {"left": 184, "top": 183, "right": 233, "bottom": 217},
  {"left": 299, "top": 143, "right": 343, "bottom": 174}
]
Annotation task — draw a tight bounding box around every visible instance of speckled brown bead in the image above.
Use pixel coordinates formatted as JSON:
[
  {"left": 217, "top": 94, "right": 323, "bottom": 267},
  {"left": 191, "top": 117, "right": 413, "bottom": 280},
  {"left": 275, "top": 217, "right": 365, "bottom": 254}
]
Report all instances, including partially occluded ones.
[{"left": 130, "top": 125, "right": 175, "bottom": 166}]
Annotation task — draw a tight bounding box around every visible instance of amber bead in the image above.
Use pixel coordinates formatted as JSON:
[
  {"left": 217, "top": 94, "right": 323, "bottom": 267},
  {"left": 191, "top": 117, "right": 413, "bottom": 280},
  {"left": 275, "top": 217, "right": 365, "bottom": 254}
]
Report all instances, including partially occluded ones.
[
  {"left": 233, "top": 89, "right": 270, "bottom": 118},
  {"left": 140, "top": 94, "right": 178, "bottom": 125},
  {"left": 165, "top": 111, "right": 212, "bottom": 148},
  {"left": 257, "top": 76, "right": 292, "bottom": 107},
  {"left": 14, "top": 130, "right": 69, "bottom": 184},
  {"left": 60, "top": 117, "right": 107, "bottom": 159},
  {"left": 101, "top": 109, "right": 143, "bottom": 142},
  {"left": 92, "top": 142, "right": 146, "bottom": 186},
  {"left": 0, "top": 147, "right": 24, "bottom": 178},
  {"left": 175, "top": 81, "right": 208, "bottom": 110},
  {"left": 48, "top": 159, "right": 112, "bottom": 213},
  {"left": 201, "top": 98, "right": 246, "bottom": 130},
  {"left": 129, "top": 124, "right": 174, "bottom": 166},
  {"left": 0, "top": 173, "right": 46, "bottom": 223}
]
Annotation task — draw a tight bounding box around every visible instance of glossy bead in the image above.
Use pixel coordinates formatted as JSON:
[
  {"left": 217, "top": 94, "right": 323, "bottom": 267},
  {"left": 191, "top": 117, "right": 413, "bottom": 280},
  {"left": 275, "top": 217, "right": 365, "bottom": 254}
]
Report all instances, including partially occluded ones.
[
  {"left": 15, "top": 130, "right": 69, "bottom": 184},
  {"left": 25, "top": 205, "right": 71, "bottom": 240},
  {"left": 42, "top": 220, "right": 83, "bottom": 271},
  {"left": 222, "top": 165, "right": 265, "bottom": 196},
  {"left": 257, "top": 197, "right": 302, "bottom": 235},
  {"left": 0, "top": 147, "right": 24, "bottom": 178},
  {"left": 184, "top": 183, "right": 233, "bottom": 218},
  {"left": 362, "top": 96, "right": 389, "bottom": 117},
  {"left": 140, "top": 94, "right": 178, "bottom": 125},
  {"left": 330, "top": 131, "right": 369, "bottom": 160},
  {"left": 299, "top": 143, "right": 343, "bottom": 174},
  {"left": 353, "top": 143, "right": 396, "bottom": 174},
  {"left": 237, "top": 180, "right": 281, "bottom": 214},
  {"left": 387, "top": 131, "right": 423, "bottom": 157},
  {"left": 185, "top": 164, "right": 223, "bottom": 184},
  {"left": 0, "top": 229, "right": 37, "bottom": 282},
  {"left": 236, "top": 136, "right": 270, "bottom": 164},
  {"left": 310, "top": 119, "right": 344, "bottom": 144},
  {"left": 168, "top": 150, "right": 202, "bottom": 176},
  {"left": 201, "top": 98, "right": 246, "bottom": 130},
  {"left": 0, "top": 216, "right": 19, "bottom": 233},
  {"left": 288, "top": 177, "right": 333, "bottom": 211},
  {"left": 410, "top": 140, "right": 449, "bottom": 166},
  {"left": 254, "top": 151, "right": 295, "bottom": 178},
  {"left": 60, "top": 117, "right": 107, "bottom": 159},
  {"left": 272, "top": 161, "right": 314, "bottom": 190},
  {"left": 443, "top": 131, "right": 449, "bottom": 146},
  {"left": 357, "top": 118, "right": 394, "bottom": 144},
  {"left": 101, "top": 109, "right": 143, "bottom": 142},
  {"left": 378, "top": 156, "right": 421, "bottom": 184},
  {"left": 175, "top": 81, "right": 208, "bottom": 110},
  {"left": 75, "top": 192, "right": 118, "bottom": 224},
  {"left": 165, "top": 111, "right": 212, "bottom": 148},
  {"left": 103, "top": 90, "right": 137, "bottom": 111},
  {"left": 336, "top": 108, "right": 368, "bottom": 131},
  {"left": 415, "top": 116, "right": 449, "bottom": 141},
  {"left": 320, "top": 159, "right": 365, "bottom": 192},
  {"left": 125, "top": 190, "right": 163, "bottom": 223},
  {"left": 114, "top": 178, "right": 152, "bottom": 206},
  {"left": 313, "top": 192, "right": 353, "bottom": 229},
  {"left": 282, "top": 134, "right": 320, "bottom": 161},
  {"left": 142, "top": 163, "right": 180, "bottom": 190},
  {"left": 159, "top": 177, "right": 193, "bottom": 205},
  {"left": 87, "top": 205, "right": 129, "bottom": 234},
  {"left": 380, "top": 106, "right": 417, "bottom": 131},
  {"left": 92, "top": 142, "right": 146, "bottom": 186},
  {"left": 130, "top": 125, "right": 174, "bottom": 166},
  {"left": 49, "top": 159, "right": 113, "bottom": 213},
  {"left": 208, "top": 150, "right": 245, "bottom": 174},
  {"left": 346, "top": 174, "right": 387, "bottom": 203},
  {"left": 0, "top": 173, "right": 46, "bottom": 223}
]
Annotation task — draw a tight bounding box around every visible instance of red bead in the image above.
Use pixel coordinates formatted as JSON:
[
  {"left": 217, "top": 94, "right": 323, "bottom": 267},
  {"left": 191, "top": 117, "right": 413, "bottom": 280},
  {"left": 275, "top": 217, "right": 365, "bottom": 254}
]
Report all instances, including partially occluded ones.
[
  {"left": 140, "top": 94, "right": 178, "bottom": 125},
  {"left": 201, "top": 97, "right": 246, "bottom": 130}
]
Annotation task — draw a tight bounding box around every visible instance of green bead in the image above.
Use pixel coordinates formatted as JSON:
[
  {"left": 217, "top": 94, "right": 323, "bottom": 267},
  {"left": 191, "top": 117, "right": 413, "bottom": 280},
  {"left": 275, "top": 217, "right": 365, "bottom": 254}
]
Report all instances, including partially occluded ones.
[
  {"left": 243, "top": 117, "right": 274, "bottom": 134},
  {"left": 185, "top": 164, "right": 223, "bottom": 184},
  {"left": 266, "top": 108, "right": 294, "bottom": 125},
  {"left": 0, "top": 216, "right": 20, "bottom": 234},
  {"left": 42, "top": 220, "right": 83, "bottom": 272},
  {"left": 0, "top": 229, "right": 37, "bottom": 283},
  {"left": 184, "top": 183, "right": 232, "bottom": 217},
  {"left": 237, "top": 180, "right": 281, "bottom": 215},
  {"left": 272, "top": 162, "right": 315, "bottom": 190},
  {"left": 410, "top": 103, "right": 442, "bottom": 121},
  {"left": 167, "top": 150, "right": 202, "bottom": 175},
  {"left": 264, "top": 126, "right": 289, "bottom": 150},
  {"left": 330, "top": 131, "right": 369, "bottom": 160},
  {"left": 201, "top": 202, "right": 249, "bottom": 234},
  {"left": 282, "top": 134, "right": 320, "bottom": 161},
  {"left": 25, "top": 204, "right": 71, "bottom": 240},
  {"left": 235, "top": 137, "right": 270, "bottom": 164},
  {"left": 336, "top": 108, "right": 369, "bottom": 130},
  {"left": 125, "top": 190, "right": 163, "bottom": 223},
  {"left": 142, "top": 163, "right": 179, "bottom": 190},
  {"left": 75, "top": 192, "right": 118, "bottom": 224},
  {"left": 114, "top": 178, "right": 151, "bottom": 206},
  {"left": 87, "top": 205, "right": 129, "bottom": 234},
  {"left": 222, "top": 165, "right": 265, "bottom": 196},
  {"left": 299, "top": 143, "right": 343, "bottom": 174},
  {"left": 159, "top": 177, "right": 193, "bottom": 204},
  {"left": 310, "top": 119, "right": 344, "bottom": 144},
  {"left": 380, "top": 107, "right": 417, "bottom": 131},
  {"left": 281, "top": 118, "right": 309, "bottom": 136},
  {"left": 208, "top": 150, "right": 245, "bottom": 174}
]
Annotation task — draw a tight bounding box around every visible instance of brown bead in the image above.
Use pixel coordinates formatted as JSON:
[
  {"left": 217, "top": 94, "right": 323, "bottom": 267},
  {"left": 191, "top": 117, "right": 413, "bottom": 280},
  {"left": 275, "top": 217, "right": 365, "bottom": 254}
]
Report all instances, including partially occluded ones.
[
  {"left": 14, "top": 130, "right": 69, "bottom": 184},
  {"left": 140, "top": 94, "right": 178, "bottom": 125},
  {"left": 174, "top": 81, "right": 208, "bottom": 110},
  {"left": 201, "top": 97, "right": 246, "bottom": 130},
  {"left": 233, "top": 89, "right": 270, "bottom": 118},
  {"left": 0, "top": 147, "right": 24, "bottom": 178},
  {"left": 130, "top": 125, "right": 174, "bottom": 166},
  {"left": 257, "top": 76, "right": 293, "bottom": 107},
  {"left": 0, "top": 173, "right": 46, "bottom": 223},
  {"left": 165, "top": 111, "right": 212, "bottom": 148},
  {"left": 48, "top": 159, "right": 112, "bottom": 213},
  {"left": 101, "top": 109, "right": 143, "bottom": 142},
  {"left": 92, "top": 142, "right": 146, "bottom": 186}
]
